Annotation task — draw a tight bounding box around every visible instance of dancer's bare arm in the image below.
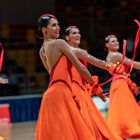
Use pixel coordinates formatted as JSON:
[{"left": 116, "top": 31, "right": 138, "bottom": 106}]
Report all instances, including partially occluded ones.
[{"left": 73, "top": 48, "right": 109, "bottom": 70}]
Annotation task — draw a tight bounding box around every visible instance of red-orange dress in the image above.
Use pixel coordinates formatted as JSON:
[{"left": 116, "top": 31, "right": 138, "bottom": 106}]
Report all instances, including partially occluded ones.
[
  {"left": 70, "top": 60, "right": 121, "bottom": 140},
  {"left": 108, "top": 64, "right": 140, "bottom": 139},
  {"left": 36, "top": 55, "right": 111, "bottom": 140}
]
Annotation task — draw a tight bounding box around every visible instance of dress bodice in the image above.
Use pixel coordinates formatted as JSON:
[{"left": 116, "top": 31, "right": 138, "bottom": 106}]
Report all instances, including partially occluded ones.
[
  {"left": 109, "top": 63, "right": 130, "bottom": 76},
  {"left": 50, "top": 55, "right": 72, "bottom": 84},
  {"left": 71, "top": 59, "right": 87, "bottom": 84}
]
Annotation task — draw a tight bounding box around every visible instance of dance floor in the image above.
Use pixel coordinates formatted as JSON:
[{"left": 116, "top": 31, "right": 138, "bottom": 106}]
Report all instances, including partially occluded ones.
[
  {"left": 0, "top": 121, "right": 36, "bottom": 140},
  {"left": 0, "top": 121, "right": 140, "bottom": 140},
  {"left": 12, "top": 122, "right": 36, "bottom": 140}
]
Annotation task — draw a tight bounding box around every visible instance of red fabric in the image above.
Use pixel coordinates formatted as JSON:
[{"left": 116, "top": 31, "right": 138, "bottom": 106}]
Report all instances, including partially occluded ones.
[
  {"left": 128, "top": 19, "right": 140, "bottom": 74},
  {"left": 0, "top": 104, "right": 11, "bottom": 123},
  {"left": 0, "top": 43, "right": 4, "bottom": 72},
  {"left": 85, "top": 76, "right": 103, "bottom": 96}
]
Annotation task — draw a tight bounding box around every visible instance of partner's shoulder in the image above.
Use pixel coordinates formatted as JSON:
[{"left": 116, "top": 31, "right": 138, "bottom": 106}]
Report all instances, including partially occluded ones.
[
  {"left": 54, "top": 39, "right": 69, "bottom": 50},
  {"left": 55, "top": 39, "right": 67, "bottom": 44}
]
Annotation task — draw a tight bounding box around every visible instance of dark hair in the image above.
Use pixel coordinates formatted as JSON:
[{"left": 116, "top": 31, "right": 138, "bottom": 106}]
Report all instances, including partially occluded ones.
[
  {"left": 37, "top": 14, "right": 56, "bottom": 38},
  {"left": 65, "top": 26, "right": 78, "bottom": 36},
  {"left": 105, "top": 34, "right": 117, "bottom": 43}
]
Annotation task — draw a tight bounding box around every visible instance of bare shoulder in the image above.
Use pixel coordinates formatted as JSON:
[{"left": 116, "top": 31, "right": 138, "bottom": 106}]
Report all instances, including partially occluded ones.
[
  {"left": 110, "top": 52, "right": 122, "bottom": 58},
  {"left": 54, "top": 39, "right": 72, "bottom": 52},
  {"left": 107, "top": 52, "right": 122, "bottom": 63},
  {"left": 55, "top": 39, "right": 67, "bottom": 46}
]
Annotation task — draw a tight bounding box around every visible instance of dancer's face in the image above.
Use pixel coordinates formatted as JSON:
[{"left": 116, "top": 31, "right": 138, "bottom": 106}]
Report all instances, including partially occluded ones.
[
  {"left": 106, "top": 36, "right": 119, "bottom": 52},
  {"left": 44, "top": 18, "right": 60, "bottom": 39},
  {"left": 66, "top": 28, "right": 81, "bottom": 47}
]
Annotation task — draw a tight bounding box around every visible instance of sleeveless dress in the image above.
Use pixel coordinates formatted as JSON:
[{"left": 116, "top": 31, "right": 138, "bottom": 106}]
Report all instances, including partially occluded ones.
[
  {"left": 36, "top": 55, "right": 108, "bottom": 140},
  {"left": 108, "top": 63, "right": 140, "bottom": 139},
  {"left": 70, "top": 60, "right": 121, "bottom": 140}
]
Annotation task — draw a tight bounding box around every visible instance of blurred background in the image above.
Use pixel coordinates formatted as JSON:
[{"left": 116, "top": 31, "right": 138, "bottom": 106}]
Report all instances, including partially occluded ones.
[{"left": 0, "top": 0, "right": 140, "bottom": 140}]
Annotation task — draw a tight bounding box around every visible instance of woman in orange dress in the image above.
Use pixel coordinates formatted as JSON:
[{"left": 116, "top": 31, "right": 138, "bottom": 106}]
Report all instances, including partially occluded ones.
[
  {"left": 64, "top": 26, "right": 121, "bottom": 140},
  {"left": 35, "top": 13, "right": 121, "bottom": 140},
  {"left": 64, "top": 26, "right": 108, "bottom": 100},
  {"left": 36, "top": 14, "right": 95, "bottom": 140},
  {"left": 36, "top": 14, "right": 116, "bottom": 140},
  {"left": 105, "top": 34, "right": 140, "bottom": 139}
]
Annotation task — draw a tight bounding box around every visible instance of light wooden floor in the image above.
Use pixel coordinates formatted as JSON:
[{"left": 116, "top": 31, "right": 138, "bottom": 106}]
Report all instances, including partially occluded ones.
[
  {"left": 12, "top": 122, "right": 36, "bottom": 140},
  {"left": 0, "top": 121, "right": 140, "bottom": 140},
  {"left": 0, "top": 121, "right": 36, "bottom": 140}
]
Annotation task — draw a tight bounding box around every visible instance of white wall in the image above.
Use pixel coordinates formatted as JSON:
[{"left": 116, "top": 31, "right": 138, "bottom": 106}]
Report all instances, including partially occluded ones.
[{"left": 93, "top": 96, "right": 109, "bottom": 111}]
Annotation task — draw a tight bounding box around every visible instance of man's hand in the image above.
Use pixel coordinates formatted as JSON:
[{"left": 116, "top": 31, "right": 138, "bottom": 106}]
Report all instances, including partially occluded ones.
[{"left": 0, "top": 77, "right": 8, "bottom": 84}]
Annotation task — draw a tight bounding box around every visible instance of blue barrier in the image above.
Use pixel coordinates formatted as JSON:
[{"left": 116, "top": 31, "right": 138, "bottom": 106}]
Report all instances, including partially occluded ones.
[{"left": 0, "top": 95, "right": 42, "bottom": 123}]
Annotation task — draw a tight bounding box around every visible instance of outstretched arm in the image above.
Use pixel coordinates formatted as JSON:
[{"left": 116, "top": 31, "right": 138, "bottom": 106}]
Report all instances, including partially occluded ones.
[
  {"left": 124, "top": 58, "right": 140, "bottom": 69},
  {"left": 72, "top": 48, "right": 109, "bottom": 70},
  {"left": 133, "top": 61, "right": 140, "bottom": 69},
  {"left": 111, "top": 52, "right": 140, "bottom": 69},
  {"left": 56, "top": 39, "right": 95, "bottom": 85}
]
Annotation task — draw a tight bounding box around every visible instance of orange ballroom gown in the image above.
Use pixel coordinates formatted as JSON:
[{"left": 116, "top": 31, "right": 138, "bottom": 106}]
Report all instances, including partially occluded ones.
[
  {"left": 108, "top": 63, "right": 140, "bottom": 139},
  {"left": 36, "top": 55, "right": 114, "bottom": 140},
  {"left": 70, "top": 60, "right": 121, "bottom": 140}
]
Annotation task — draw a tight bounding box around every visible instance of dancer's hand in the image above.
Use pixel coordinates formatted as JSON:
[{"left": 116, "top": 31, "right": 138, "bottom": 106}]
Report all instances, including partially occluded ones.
[
  {"left": 96, "top": 93, "right": 106, "bottom": 102},
  {"left": 92, "top": 85, "right": 106, "bottom": 102}
]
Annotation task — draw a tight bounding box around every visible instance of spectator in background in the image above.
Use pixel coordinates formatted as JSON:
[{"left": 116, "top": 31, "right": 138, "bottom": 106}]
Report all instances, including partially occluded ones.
[{"left": 0, "top": 77, "right": 8, "bottom": 84}]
